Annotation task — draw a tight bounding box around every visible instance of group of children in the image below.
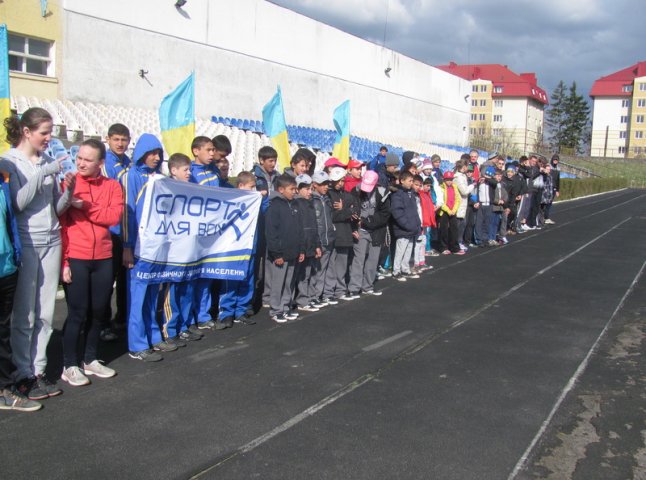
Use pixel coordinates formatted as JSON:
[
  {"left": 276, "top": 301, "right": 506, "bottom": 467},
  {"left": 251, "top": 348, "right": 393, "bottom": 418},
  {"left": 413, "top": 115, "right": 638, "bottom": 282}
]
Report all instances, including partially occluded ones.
[{"left": 0, "top": 109, "right": 558, "bottom": 412}]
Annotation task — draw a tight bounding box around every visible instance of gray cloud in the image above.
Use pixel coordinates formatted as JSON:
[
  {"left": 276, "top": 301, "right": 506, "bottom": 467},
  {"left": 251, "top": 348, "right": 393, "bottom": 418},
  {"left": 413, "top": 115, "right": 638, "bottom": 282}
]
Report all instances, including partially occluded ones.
[{"left": 271, "top": 0, "right": 646, "bottom": 101}]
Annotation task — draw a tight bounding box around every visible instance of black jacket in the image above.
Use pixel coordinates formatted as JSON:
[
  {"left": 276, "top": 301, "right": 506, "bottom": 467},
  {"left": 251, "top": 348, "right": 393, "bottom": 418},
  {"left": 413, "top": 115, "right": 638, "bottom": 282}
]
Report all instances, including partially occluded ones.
[
  {"left": 351, "top": 186, "right": 391, "bottom": 246},
  {"left": 518, "top": 164, "right": 541, "bottom": 192},
  {"left": 328, "top": 188, "right": 359, "bottom": 248},
  {"left": 295, "top": 197, "right": 321, "bottom": 257},
  {"left": 312, "top": 191, "right": 336, "bottom": 248},
  {"left": 550, "top": 168, "right": 560, "bottom": 193},
  {"left": 502, "top": 175, "right": 525, "bottom": 209},
  {"left": 265, "top": 195, "right": 304, "bottom": 261},
  {"left": 390, "top": 187, "right": 421, "bottom": 239}
]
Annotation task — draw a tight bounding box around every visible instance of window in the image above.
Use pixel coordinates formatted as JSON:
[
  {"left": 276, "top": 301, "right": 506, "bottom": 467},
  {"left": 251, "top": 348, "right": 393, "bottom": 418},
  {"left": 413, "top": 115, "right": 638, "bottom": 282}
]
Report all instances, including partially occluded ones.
[
  {"left": 622, "top": 99, "right": 630, "bottom": 108},
  {"left": 639, "top": 99, "right": 646, "bottom": 108},
  {"left": 619, "top": 131, "right": 627, "bottom": 139},
  {"left": 493, "top": 86, "right": 503, "bottom": 94},
  {"left": 623, "top": 85, "right": 633, "bottom": 93},
  {"left": 472, "top": 85, "right": 478, "bottom": 92},
  {"left": 621, "top": 115, "right": 628, "bottom": 123},
  {"left": 479, "top": 114, "right": 486, "bottom": 121},
  {"left": 493, "top": 115, "right": 503, "bottom": 122},
  {"left": 618, "top": 146, "right": 626, "bottom": 154},
  {"left": 478, "top": 127, "right": 486, "bottom": 135},
  {"left": 471, "top": 100, "right": 477, "bottom": 107},
  {"left": 480, "top": 85, "right": 487, "bottom": 92},
  {"left": 637, "top": 115, "right": 645, "bottom": 123},
  {"left": 636, "top": 147, "right": 643, "bottom": 154},
  {"left": 470, "top": 128, "right": 476, "bottom": 135},
  {"left": 636, "top": 131, "right": 644, "bottom": 139},
  {"left": 494, "top": 99, "right": 503, "bottom": 108},
  {"left": 470, "top": 113, "right": 477, "bottom": 121},
  {"left": 640, "top": 83, "right": 646, "bottom": 91},
  {"left": 479, "top": 99, "right": 486, "bottom": 107},
  {"left": 7, "top": 33, "right": 54, "bottom": 77},
  {"left": 492, "top": 128, "right": 502, "bottom": 136}
]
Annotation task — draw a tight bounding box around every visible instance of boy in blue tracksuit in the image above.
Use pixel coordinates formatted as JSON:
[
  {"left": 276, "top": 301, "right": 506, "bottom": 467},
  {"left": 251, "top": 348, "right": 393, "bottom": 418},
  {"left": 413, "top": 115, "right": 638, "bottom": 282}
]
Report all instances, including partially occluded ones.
[
  {"left": 122, "top": 134, "right": 176, "bottom": 362},
  {"left": 160, "top": 153, "right": 202, "bottom": 345},
  {"left": 217, "top": 171, "right": 268, "bottom": 328},
  {"left": 101, "top": 123, "right": 132, "bottom": 340},
  {"left": 188, "top": 136, "right": 219, "bottom": 330}
]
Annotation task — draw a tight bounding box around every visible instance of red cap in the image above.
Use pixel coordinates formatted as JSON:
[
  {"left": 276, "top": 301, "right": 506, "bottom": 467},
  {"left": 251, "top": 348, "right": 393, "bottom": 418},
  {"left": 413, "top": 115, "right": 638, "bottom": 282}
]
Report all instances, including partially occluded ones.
[
  {"left": 347, "top": 159, "right": 364, "bottom": 169},
  {"left": 324, "top": 157, "right": 346, "bottom": 169},
  {"left": 443, "top": 171, "right": 455, "bottom": 180}
]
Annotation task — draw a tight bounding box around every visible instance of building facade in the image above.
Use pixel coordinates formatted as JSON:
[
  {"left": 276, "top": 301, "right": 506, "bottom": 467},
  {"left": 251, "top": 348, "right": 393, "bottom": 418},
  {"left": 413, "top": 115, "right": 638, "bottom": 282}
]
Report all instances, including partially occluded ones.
[
  {"left": 590, "top": 61, "right": 646, "bottom": 158},
  {"left": 436, "top": 63, "right": 548, "bottom": 155}
]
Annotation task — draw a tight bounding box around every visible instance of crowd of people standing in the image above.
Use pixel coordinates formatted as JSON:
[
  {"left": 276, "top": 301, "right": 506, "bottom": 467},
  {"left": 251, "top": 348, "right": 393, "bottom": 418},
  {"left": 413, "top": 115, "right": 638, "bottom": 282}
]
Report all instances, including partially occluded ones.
[{"left": 0, "top": 108, "right": 560, "bottom": 412}]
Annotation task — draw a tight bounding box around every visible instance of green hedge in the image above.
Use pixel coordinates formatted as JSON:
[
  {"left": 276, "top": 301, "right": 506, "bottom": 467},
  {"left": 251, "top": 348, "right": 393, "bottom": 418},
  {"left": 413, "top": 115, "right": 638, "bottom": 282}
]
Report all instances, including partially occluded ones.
[{"left": 556, "top": 178, "right": 629, "bottom": 201}]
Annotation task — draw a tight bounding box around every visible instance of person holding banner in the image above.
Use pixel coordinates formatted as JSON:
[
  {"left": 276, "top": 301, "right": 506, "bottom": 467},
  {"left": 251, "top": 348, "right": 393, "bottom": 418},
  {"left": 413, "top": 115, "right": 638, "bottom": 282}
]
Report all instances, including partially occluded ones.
[
  {"left": 60, "top": 139, "right": 123, "bottom": 386},
  {"left": 122, "top": 134, "right": 175, "bottom": 362}
]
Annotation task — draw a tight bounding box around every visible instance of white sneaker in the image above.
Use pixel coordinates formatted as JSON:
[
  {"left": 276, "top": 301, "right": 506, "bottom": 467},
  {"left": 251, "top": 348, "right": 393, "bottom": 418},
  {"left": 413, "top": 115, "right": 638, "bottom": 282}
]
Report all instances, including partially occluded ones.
[
  {"left": 545, "top": 219, "right": 555, "bottom": 225},
  {"left": 62, "top": 366, "right": 90, "bottom": 386},
  {"left": 83, "top": 360, "right": 116, "bottom": 378}
]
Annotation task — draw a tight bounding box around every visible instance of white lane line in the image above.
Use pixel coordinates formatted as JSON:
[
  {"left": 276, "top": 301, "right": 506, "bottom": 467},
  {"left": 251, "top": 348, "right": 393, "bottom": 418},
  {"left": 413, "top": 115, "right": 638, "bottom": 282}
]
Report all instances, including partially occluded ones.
[
  {"left": 191, "top": 216, "right": 633, "bottom": 479},
  {"left": 363, "top": 330, "right": 413, "bottom": 352},
  {"left": 189, "top": 374, "right": 375, "bottom": 479},
  {"left": 555, "top": 188, "right": 627, "bottom": 205},
  {"left": 507, "top": 257, "right": 646, "bottom": 480},
  {"left": 404, "top": 216, "right": 631, "bottom": 357}
]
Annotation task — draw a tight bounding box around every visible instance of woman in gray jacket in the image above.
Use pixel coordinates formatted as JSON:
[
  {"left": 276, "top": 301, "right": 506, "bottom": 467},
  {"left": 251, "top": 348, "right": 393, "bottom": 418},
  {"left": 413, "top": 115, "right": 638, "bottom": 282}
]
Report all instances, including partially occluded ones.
[{"left": 0, "top": 108, "right": 74, "bottom": 400}]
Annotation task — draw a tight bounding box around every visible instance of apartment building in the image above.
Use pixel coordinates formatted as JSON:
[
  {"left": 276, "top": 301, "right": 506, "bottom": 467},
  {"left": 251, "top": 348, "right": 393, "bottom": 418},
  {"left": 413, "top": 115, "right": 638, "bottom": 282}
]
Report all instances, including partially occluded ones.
[
  {"left": 436, "top": 63, "right": 548, "bottom": 154},
  {"left": 589, "top": 61, "right": 646, "bottom": 158}
]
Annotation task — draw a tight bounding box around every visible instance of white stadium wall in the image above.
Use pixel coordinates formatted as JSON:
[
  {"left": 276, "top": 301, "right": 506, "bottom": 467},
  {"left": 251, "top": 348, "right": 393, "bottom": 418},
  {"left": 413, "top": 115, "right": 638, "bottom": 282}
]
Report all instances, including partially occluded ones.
[{"left": 61, "top": 0, "right": 471, "bottom": 146}]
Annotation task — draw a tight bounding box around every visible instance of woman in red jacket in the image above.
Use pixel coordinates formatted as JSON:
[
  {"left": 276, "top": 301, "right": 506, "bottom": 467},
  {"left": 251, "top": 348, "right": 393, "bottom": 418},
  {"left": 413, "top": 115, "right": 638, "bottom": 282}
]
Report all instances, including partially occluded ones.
[{"left": 60, "top": 139, "right": 123, "bottom": 386}]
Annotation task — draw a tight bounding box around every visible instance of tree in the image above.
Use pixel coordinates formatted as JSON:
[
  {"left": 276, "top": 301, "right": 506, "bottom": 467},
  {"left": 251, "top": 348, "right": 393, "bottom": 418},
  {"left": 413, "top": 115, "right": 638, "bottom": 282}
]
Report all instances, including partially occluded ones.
[
  {"left": 546, "top": 80, "right": 567, "bottom": 151},
  {"left": 546, "top": 81, "right": 590, "bottom": 155}
]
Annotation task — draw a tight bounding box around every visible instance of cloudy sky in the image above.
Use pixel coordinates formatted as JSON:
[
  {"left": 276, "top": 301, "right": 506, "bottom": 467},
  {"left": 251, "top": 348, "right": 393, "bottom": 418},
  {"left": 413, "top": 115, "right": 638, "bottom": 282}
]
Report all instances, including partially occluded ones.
[{"left": 270, "top": 0, "right": 645, "bottom": 101}]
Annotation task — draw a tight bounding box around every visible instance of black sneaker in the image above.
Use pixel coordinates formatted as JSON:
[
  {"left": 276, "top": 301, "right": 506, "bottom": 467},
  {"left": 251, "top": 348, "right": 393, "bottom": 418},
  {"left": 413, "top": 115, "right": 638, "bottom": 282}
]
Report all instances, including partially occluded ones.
[
  {"left": 153, "top": 340, "right": 178, "bottom": 352},
  {"left": 32, "top": 375, "right": 62, "bottom": 399},
  {"left": 362, "top": 289, "right": 383, "bottom": 296},
  {"left": 326, "top": 297, "right": 340, "bottom": 305},
  {"left": 170, "top": 336, "right": 188, "bottom": 348},
  {"left": 285, "top": 311, "right": 299, "bottom": 320},
  {"left": 272, "top": 313, "right": 288, "bottom": 324},
  {"left": 197, "top": 320, "right": 216, "bottom": 330},
  {"left": 215, "top": 317, "right": 234, "bottom": 330},
  {"left": 0, "top": 388, "right": 42, "bottom": 412},
  {"left": 179, "top": 330, "right": 202, "bottom": 341},
  {"left": 234, "top": 314, "right": 256, "bottom": 325},
  {"left": 100, "top": 328, "right": 118, "bottom": 342},
  {"left": 341, "top": 292, "right": 360, "bottom": 301},
  {"left": 129, "top": 349, "right": 163, "bottom": 362},
  {"left": 392, "top": 273, "right": 407, "bottom": 282}
]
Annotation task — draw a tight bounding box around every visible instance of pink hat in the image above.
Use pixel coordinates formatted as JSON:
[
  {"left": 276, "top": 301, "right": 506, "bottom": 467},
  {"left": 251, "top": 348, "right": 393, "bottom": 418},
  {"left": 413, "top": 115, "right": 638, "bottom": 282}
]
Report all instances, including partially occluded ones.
[
  {"left": 361, "top": 170, "right": 379, "bottom": 193},
  {"left": 324, "top": 157, "right": 346, "bottom": 169}
]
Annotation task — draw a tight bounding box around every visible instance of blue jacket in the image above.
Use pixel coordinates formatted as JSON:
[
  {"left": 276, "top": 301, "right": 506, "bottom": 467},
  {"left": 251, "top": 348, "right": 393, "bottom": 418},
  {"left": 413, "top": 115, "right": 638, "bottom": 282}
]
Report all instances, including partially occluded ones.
[
  {"left": 0, "top": 173, "right": 21, "bottom": 267},
  {"left": 103, "top": 150, "right": 131, "bottom": 183},
  {"left": 265, "top": 194, "right": 304, "bottom": 261},
  {"left": 368, "top": 153, "right": 386, "bottom": 171},
  {"left": 390, "top": 187, "right": 421, "bottom": 239},
  {"left": 121, "top": 134, "right": 163, "bottom": 249},
  {"left": 190, "top": 162, "right": 220, "bottom": 187},
  {"left": 102, "top": 150, "right": 130, "bottom": 236}
]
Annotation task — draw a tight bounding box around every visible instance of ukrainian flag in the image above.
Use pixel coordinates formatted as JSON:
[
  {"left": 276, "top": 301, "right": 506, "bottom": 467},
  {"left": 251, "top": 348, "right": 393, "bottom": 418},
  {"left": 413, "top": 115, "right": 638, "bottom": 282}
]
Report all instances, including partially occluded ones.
[
  {"left": 332, "top": 100, "right": 350, "bottom": 164},
  {"left": 0, "top": 25, "right": 11, "bottom": 154},
  {"left": 159, "top": 72, "right": 195, "bottom": 157},
  {"left": 262, "top": 86, "right": 291, "bottom": 173}
]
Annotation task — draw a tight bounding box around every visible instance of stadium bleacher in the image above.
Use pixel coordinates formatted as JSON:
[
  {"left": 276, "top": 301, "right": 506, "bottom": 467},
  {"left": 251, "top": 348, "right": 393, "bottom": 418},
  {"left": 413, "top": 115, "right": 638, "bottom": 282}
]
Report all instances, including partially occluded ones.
[{"left": 11, "top": 96, "right": 492, "bottom": 175}]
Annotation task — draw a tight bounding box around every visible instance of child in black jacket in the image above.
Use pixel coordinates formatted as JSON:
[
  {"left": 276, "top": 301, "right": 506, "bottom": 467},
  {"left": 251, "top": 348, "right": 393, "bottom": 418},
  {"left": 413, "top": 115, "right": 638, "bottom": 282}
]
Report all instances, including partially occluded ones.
[
  {"left": 265, "top": 175, "right": 304, "bottom": 323},
  {"left": 293, "top": 174, "right": 322, "bottom": 312}
]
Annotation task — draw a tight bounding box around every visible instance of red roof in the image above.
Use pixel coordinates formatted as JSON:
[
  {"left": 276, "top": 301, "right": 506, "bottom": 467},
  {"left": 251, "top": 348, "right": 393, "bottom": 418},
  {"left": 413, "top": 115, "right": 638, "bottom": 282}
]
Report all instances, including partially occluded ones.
[
  {"left": 589, "top": 61, "right": 646, "bottom": 97},
  {"left": 435, "top": 63, "right": 548, "bottom": 105}
]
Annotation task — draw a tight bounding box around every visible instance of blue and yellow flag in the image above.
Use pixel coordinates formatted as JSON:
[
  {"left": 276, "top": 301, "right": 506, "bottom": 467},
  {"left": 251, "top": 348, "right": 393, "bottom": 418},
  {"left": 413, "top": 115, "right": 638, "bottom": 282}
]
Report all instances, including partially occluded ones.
[
  {"left": 262, "top": 86, "right": 291, "bottom": 172},
  {"left": 332, "top": 100, "right": 350, "bottom": 164},
  {"left": 159, "top": 72, "right": 195, "bottom": 157},
  {"left": 0, "top": 25, "right": 11, "bottom": 154}
]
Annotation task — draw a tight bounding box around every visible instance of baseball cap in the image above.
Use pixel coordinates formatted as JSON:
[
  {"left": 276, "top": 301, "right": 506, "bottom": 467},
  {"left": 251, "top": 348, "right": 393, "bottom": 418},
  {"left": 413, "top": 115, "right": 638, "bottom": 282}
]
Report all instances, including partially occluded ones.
[
  {"left": 295, "top": 174, "right": 312, "bottom": 186},
  {"left": 443, "top": 171, "right": 455, "bottom": 180},
  {"left": 311, "top": 171, "right": 330, "bottom": 184},
  {"left": 385, "top": 152, "right": 400, "bottom": 167},
  {"left": 324, "top": 157, "right": 346, "bottom": 169},
  {"left": 347, "top": 159, "right": 364, "bottom": 169},
  {"left": 360, "top": 171, "right": 379, "bottom": 193},
  {"left": 329, "top": 167, "right": 346, "bottom": 182}
]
